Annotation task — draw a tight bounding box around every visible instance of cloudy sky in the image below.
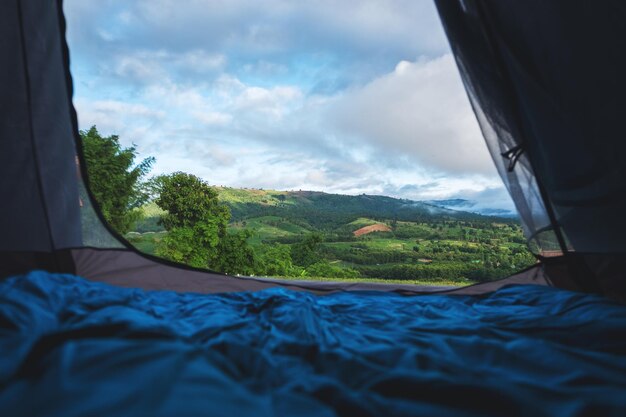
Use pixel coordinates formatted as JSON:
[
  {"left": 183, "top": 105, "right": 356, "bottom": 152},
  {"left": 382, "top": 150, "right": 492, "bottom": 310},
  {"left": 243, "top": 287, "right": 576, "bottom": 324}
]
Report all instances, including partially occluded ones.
[{"left": 63, "top": 0, "right": 514, "bottom": 212}]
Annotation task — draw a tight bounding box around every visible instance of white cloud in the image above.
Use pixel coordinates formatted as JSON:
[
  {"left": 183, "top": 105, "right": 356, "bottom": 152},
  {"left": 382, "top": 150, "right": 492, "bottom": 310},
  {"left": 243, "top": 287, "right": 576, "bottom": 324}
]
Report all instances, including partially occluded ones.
[
  {"left": 75, "top": 99, "right": 165, "bottom": 135},
  {"left": 448, "top": 187, "right": 516, "bottom": 213},
  {"left": 127, "top": 0, "right": 448, "bottom": 55},
  {"left": 192, "top": 111, "right": 233, "bottom": 126},
  {"left": 178, "top": 51, "right": 227, "bottom": 72},
  {"left": 74, "top": 55, "right": 505, "bottom": 206},
  {"left": 108, "top": 50, "right": 226, "bottom": 85},
  {"left": 64, "top": 1, "right": 515, "bottom": 212},
  {"left": 328, "top": 55, "right": 495, "bottom": 176},
  {"left": 232, "top": 85, "right": 303, "bottom": 119},
  {"left": 64, "top": 0, "right": 449, "bottom": 90}
]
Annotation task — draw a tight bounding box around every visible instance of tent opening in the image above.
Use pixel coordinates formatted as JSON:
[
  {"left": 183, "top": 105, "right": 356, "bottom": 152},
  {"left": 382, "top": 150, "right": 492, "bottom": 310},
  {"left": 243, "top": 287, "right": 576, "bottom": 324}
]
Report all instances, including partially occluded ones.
[{"left": 61, "top": 0, "right": 539, "bottom": 289}]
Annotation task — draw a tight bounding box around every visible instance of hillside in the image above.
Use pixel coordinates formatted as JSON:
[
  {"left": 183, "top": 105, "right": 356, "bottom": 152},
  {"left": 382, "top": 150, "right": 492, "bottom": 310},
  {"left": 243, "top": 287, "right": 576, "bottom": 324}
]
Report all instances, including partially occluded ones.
[
  {"left": 353, "top": 224, "right": 392, "bottom": 237},
  {"left": 136, "top": 188, "right": 500, "bottom": 233},
  {"left": 216, "top": 187, "right": 498, "bottom": 230},
  {"left": 129, "top": 187, "right": 534, "bottom": 286}
]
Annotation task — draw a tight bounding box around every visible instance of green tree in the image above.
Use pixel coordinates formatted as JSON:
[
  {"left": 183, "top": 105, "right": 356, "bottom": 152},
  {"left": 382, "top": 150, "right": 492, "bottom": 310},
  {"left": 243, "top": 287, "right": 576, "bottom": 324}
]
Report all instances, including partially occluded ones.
[
  {"left": 156, "top": 226, "right": 214, "bottom": 268},
  {"left": 156, "top": 172, "right": 230, "bottom": 231},
  {"left": 257, "top": 244, "right": 294, "bottom": 277},
  {"left": 141, "top": 174, "right": 168, "bottom": 202},
  {"left": 155, "top": 172, "right": 229, "bottom": 267},
  {"left": 154, "top": 172, "right": 257, "bottom": 275},
  {"left": 211, "top": 230, "right": 256, "bottom": 275},
  {"left": 81, "top": 126, "right": 154, "bottom": 233},
  {"left": 291, "top": 233, "right": 323, "bottom": 267}
]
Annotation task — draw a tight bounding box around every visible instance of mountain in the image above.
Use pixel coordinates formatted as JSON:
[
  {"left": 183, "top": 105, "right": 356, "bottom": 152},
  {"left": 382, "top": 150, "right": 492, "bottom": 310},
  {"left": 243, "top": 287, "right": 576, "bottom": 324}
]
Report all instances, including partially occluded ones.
[
  {"left": 130, "top": 187, "right": 533, "bottom": 284},
  {"left": 135, "top": 188, "right": 520, "bottom": 234},
  {"left": 427, "top": 198, "right": 518, "bottom": 218},
  {"left": 216, "top": 188, "right": 514, "bottom": 230}
]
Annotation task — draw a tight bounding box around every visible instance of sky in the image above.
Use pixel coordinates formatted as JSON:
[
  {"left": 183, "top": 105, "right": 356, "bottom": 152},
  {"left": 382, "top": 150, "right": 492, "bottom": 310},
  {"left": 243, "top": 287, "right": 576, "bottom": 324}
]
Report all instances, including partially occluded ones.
[{"left": 63, "top": 0, "right": 515, "bottom": 213}]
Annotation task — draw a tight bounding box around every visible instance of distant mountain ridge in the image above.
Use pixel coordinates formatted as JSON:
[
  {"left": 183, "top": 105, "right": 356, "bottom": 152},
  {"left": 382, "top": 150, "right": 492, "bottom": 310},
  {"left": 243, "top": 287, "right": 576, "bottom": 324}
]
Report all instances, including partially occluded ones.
[{"left": 215, "top": 187, "right": 517, "bottom": 230}]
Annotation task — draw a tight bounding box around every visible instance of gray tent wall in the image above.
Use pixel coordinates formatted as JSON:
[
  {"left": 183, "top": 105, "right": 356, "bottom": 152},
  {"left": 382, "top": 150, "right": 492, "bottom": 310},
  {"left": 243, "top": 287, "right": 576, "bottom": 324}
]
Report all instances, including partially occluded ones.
[
  {"left": 0, "top": 0, "right": 83, "bottom": 278},
  {"left": 1, "top": 0, "right": 620, "bottom": 297},
  {"left": 0, "top": 0, "right": 81, "bottom": 253}
]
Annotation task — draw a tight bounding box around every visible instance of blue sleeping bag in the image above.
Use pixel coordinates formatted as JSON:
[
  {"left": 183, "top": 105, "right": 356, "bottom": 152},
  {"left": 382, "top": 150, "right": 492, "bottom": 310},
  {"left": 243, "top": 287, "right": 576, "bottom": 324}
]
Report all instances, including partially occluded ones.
[{"left": 0, "top": 271, "right": 625, "bottom": 416}]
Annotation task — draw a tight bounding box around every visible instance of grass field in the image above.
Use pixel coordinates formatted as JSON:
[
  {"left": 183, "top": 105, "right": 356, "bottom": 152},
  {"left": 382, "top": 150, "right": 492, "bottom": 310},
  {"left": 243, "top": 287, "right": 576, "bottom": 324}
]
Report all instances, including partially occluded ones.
[{"left": 244, "top": 275, "right": 471, "bottom": 287}]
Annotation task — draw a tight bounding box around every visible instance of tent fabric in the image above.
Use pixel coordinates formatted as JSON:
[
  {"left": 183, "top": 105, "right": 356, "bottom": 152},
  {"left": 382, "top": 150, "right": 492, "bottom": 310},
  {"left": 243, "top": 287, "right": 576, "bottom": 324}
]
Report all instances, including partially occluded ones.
[
  {"left": 0, "top": 0, "right": 81, "bottom": 252},
  {"left": 5, "top": 244, "right": 549, "bottom": 296},
  {"left": 70, "top": 247, "right": 548, "bottom": 295},
  {"left": 436, "top": 0, "right": 626, "bottom": 255},
  {"left": 1, "top": 271, "right": 625, "bottom": 417},
  {"left": 435, "top": 0, "right": 626, "bottom": 298},
  {"left": 0, "top": 0, "right": 126, "bottom": 255},
  {"left": 1, "top": 0, "right": 625, "bottom": 296},
  {"left": 435, "top": 0, "right": 556, "bottom": 255}
]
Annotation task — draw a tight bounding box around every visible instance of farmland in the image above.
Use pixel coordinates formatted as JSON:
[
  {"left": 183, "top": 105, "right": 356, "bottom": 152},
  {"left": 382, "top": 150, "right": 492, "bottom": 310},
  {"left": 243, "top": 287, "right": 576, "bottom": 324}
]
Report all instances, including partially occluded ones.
[{"left": 127, "top": 188, "right": 535, "bottom": 286}]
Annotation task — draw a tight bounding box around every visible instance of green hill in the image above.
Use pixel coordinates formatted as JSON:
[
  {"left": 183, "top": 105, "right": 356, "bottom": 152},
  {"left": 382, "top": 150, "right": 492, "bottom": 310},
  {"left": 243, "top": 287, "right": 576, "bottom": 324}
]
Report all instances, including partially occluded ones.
[
  {"left": 216, "top": 187, "right": 491, "bottom": 230},
  {"left": 135, "top": 187, "right": 496, "bottom": 233},
  {"left": 128, "top": 187, "right": 534, "bottom": 285}
]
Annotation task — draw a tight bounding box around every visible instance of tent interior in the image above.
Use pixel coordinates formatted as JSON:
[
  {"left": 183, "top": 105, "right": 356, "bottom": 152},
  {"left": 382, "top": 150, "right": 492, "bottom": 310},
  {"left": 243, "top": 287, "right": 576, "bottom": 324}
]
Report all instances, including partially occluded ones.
[{"left": 1, "top": 0, "right": 625, "bottom": 416}]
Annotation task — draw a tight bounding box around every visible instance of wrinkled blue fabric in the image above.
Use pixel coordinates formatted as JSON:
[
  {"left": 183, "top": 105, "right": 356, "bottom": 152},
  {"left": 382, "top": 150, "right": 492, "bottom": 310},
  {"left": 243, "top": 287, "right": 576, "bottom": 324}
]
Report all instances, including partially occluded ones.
[{"left": 0, "top": 271, "right": 625, "bottom": 417}]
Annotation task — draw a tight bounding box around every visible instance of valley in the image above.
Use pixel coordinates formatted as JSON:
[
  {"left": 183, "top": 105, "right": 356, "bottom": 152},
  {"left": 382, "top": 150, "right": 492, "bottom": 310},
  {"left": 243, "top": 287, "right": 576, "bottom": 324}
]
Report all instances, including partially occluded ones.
[{"left": 127, "top": 188, "right": 535, "bottom": 286}]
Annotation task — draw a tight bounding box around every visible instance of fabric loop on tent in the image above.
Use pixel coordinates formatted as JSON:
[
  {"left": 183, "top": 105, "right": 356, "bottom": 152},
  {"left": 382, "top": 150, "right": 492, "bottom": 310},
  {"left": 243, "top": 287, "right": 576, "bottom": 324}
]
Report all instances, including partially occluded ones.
[{"left": 501, "top": 144, "right": 525, "bottom": 172}]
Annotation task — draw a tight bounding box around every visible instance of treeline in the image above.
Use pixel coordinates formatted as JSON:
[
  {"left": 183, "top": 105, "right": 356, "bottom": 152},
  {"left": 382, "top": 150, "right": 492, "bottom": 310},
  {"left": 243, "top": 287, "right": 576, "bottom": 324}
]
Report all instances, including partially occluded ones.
[{"left": 357, "top": 263, "right": 515, "bottom": 283}]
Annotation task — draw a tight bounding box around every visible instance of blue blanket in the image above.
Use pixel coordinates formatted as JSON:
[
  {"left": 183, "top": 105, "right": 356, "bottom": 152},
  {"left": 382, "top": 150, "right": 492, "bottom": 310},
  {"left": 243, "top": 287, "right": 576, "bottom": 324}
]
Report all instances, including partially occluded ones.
[{"left": 0, "top": 271, "right": 625, "bottom": 417}]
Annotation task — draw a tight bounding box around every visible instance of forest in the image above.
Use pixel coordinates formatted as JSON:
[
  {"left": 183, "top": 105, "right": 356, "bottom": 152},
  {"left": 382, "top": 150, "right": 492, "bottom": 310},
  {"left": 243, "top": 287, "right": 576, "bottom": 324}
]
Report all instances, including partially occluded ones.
[{"left": 82, "top": 126, "right": 536, "bottom": 286}]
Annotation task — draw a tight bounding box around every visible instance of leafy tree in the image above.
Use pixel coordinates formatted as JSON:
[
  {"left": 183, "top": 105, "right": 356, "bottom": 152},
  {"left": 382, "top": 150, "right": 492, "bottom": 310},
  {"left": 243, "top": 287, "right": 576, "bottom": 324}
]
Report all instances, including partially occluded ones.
[
  {"left": 211, "top": 230, "right": 256, "bottom": 275},
  {"left": 154, "top": 172, "right": 257, "bottom": 275},
  {"left": 81, "top": 126, "right": 154, "bottom": 233},
  {"left": 156, "top": 172, "right": 230, "bottom": 230},
  {"left": 290, "top": 233, "right": 323, "bottom": 267},
  {"left": 155, "top": 172, "right": 229, "bottom": 267},
  {"left": 141, "top": 175, "right": 168, "bottom": 202},
  {"left": 257, "top": 245, "right": 294, "bottom": 277},
  {"left": 155, "top": 219, "right": 224, "bottom": 268},
  {"left": 156, "top": 226, "right": 213, "bottom": 268}
]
